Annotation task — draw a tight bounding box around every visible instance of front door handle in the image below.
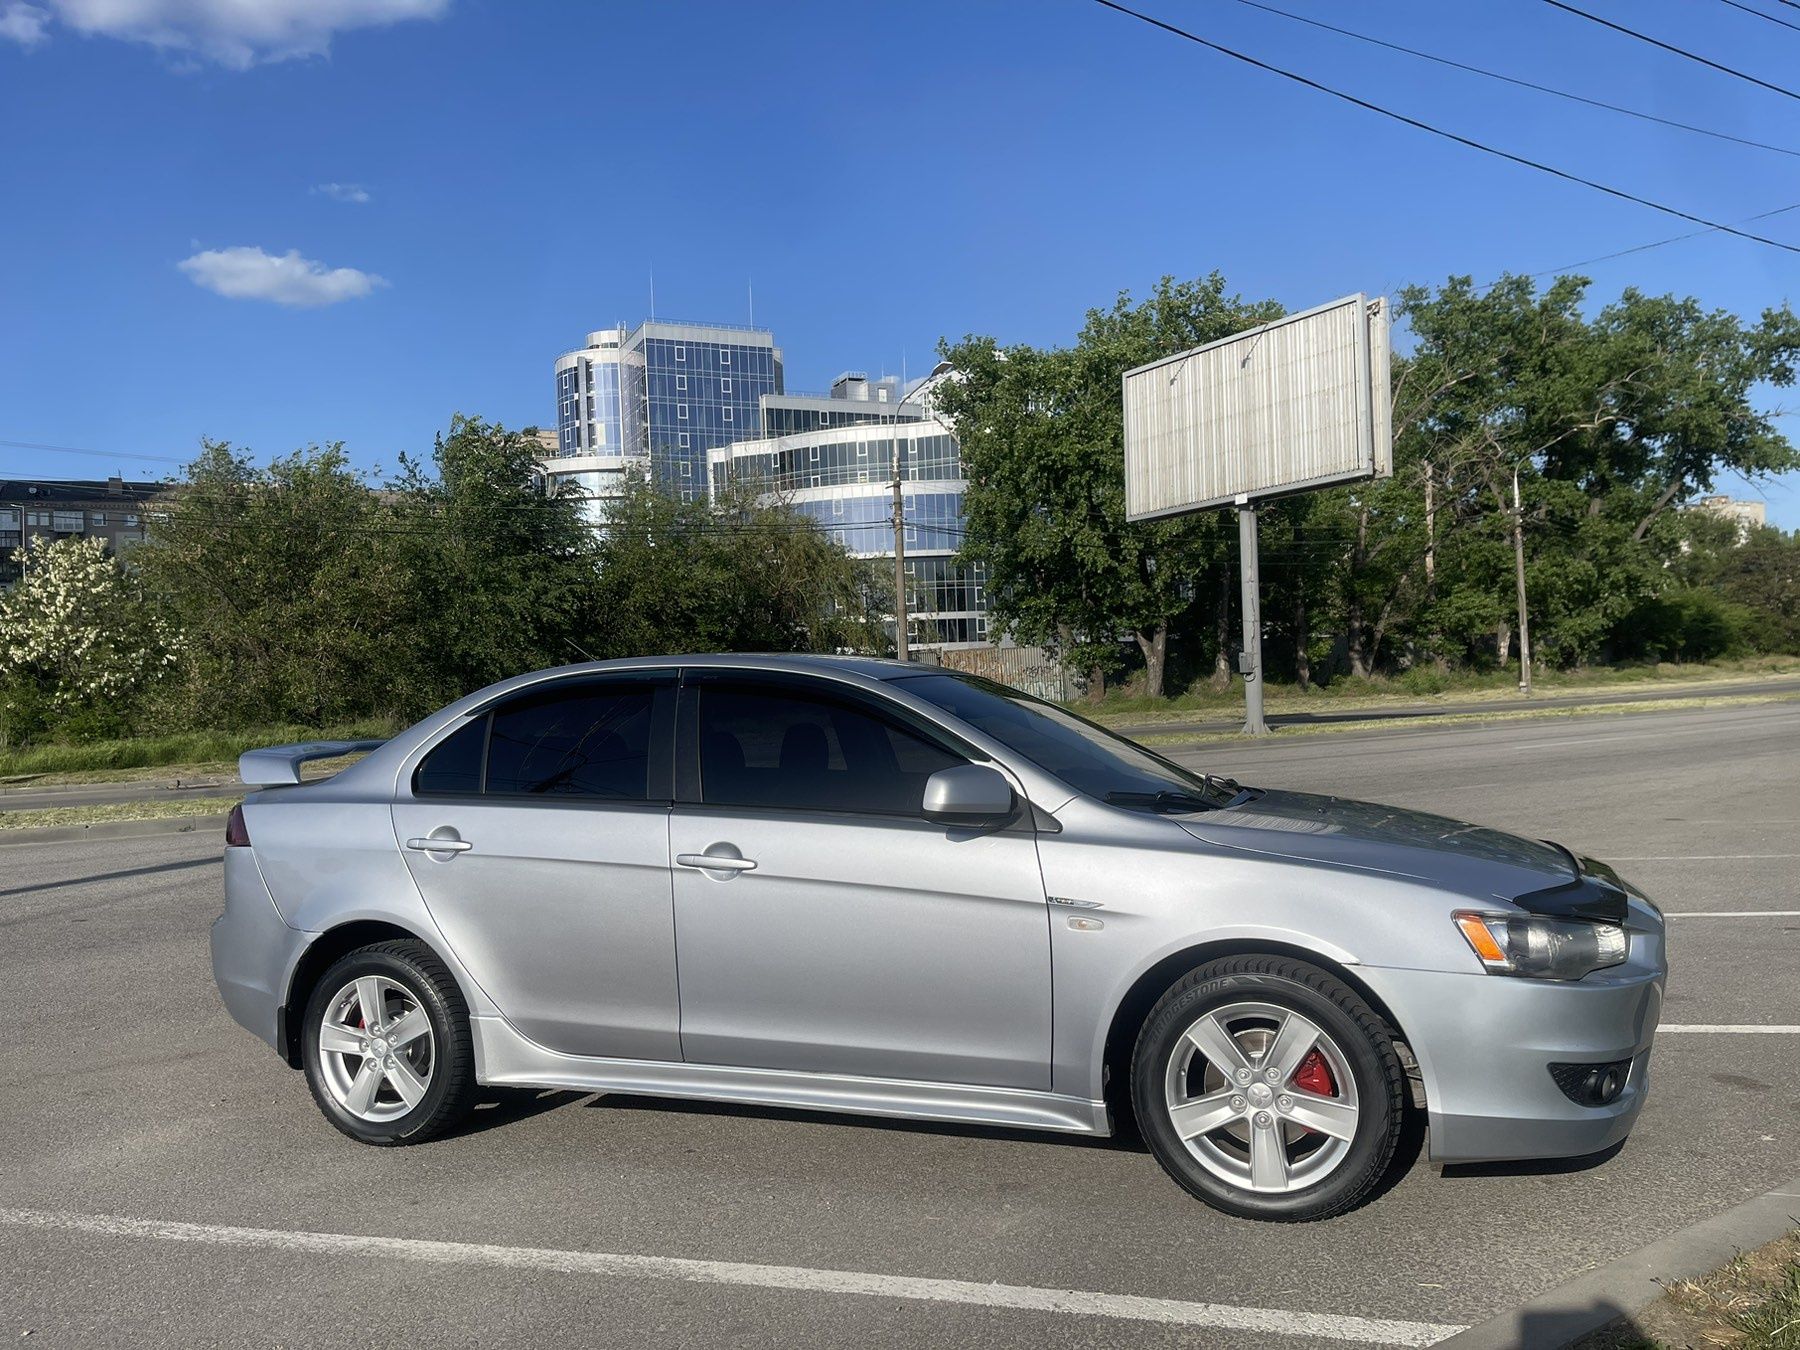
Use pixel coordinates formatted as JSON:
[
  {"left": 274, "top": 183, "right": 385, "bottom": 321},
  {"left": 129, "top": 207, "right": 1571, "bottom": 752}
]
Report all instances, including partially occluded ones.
[
  {"left": 676, "top": 852, "right": 756, "bottom": 873},
  {"left": 407, "top": 834, "right": 472, "bottom": 854}
]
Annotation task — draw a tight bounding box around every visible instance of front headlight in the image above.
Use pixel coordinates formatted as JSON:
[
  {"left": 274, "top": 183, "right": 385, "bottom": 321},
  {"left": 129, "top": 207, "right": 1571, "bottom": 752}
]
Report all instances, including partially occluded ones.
[{"left": 1453, "top": 911, "right": 1629, "bottom": 980}]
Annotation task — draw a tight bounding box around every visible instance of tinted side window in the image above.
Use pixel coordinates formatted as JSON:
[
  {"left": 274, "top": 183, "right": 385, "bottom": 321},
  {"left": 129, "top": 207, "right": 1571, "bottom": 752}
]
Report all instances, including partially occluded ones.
[
  {"left": 487, "top": 684, "right": 656, "bottom": 800},
  {"left": 699, "top": 684, "right": 960, "bottom": 816},
  {"left": 414, "top": 716, "right": 487, "bottom": 796}
]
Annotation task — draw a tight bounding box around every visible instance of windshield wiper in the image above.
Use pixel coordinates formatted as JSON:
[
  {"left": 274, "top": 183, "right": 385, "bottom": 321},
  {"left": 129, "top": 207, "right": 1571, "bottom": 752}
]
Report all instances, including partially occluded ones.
[{"left": 1103, "top": 789, "right": 1219, "bottom": 813}]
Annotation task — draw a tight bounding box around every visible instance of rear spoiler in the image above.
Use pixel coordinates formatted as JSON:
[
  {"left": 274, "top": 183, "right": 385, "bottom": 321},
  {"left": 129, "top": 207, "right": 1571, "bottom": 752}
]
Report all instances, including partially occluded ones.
[{"left": 239, "top": 740, "right": 386, "bottom": 787}]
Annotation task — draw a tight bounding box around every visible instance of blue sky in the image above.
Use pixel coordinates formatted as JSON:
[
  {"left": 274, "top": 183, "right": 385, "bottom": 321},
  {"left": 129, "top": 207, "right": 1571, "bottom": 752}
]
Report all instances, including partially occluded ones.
[{"left": 3, "top": 0, "right": 1798, "bottom": 524}]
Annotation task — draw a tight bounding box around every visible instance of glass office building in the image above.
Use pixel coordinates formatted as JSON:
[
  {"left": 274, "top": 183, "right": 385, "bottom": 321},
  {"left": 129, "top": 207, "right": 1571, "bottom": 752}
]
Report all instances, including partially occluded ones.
[
  {"left": 712, "top": 367, "right": 992, "bottom": 651},
  {"left": 547, "top": 330, "right": 993, "bottom": 651},
  {"left": 550, "top": 320, "right": 783, "bottom": 509},
  {"left": 628, "top": 321, "right": 782, "bottom": 500},
  {"left": 758, "top": 372, "right": 925, "bottom": 438}
]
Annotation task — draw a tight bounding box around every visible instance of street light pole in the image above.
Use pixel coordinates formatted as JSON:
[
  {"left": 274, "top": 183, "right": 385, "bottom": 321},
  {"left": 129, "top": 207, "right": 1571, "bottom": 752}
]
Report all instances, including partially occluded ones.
[
  {"left": 1511, "top": 464, "right": 1532, "bottom": 695},
  {"left": 1237, "top": 497, "right": 1268, "bottom": 735},
  {"left": 891, "top": 414, "right": 909, "bottom": 661}
]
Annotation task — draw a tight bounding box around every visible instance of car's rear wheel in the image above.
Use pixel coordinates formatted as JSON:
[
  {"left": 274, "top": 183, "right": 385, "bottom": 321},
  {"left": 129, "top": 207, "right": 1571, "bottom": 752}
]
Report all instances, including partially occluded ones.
[
  {"left": 301, "top": 940, "right": 476, "bottom": 1145},
  {"left": 1131, "top": 955, "right": 1404, "bottom": 1221}
]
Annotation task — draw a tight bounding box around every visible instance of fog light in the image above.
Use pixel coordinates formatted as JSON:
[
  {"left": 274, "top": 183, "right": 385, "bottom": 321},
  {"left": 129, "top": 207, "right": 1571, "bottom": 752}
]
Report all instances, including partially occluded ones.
[{"left": 1549, "top": 1059, "right": 1631, "bottom": 1106}]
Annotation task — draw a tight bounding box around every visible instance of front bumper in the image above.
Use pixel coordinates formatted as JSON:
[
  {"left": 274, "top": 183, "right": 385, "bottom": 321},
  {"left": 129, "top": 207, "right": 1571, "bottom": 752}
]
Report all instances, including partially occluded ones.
[
  {"left": 210, "top": 848, "right": 308, "bottom": 1055},
  {"left": 1362, "top": 947, "right": 1664, "bottom": 1164}
]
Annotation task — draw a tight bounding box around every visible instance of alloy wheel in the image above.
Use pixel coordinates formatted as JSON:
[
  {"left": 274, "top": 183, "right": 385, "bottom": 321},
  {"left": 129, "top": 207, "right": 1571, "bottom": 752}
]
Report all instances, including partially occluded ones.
[
  {"left": 1162, "top": 1000, "right": 1360, "bottom": 1194},
  {"left": 315, "top": 975, "right": 436, "bottom": 1123}
]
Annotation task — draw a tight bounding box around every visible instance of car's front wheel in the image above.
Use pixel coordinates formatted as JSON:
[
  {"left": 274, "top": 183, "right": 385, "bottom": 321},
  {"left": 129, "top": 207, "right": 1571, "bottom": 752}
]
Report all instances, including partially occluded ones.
[
  {"left": 1131, "top": 955, "right": 1404, "bottom": 1221},
  {"left": 301, "top": 939, "right": 476, "bottom": 1145}
]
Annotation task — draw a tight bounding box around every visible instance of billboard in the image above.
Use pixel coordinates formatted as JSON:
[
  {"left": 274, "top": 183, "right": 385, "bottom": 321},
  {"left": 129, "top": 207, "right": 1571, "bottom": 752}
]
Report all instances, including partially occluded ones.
[{"left": 1122, "top": 294, "right": 1392, "bottom": 521}]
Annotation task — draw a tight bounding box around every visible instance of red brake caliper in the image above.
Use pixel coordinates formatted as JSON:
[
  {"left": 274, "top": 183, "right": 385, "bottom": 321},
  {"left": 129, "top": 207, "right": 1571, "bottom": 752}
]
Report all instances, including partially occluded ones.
[{"left": 1292, "top": 1047, "right": 1336, "bottom": 1097}]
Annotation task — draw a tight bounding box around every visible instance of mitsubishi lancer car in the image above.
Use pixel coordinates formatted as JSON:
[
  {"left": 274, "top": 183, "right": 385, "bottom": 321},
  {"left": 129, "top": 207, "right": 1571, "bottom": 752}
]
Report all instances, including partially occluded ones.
[{"left": 212, "top": 654, "right": 1665, "bottom": 1221}]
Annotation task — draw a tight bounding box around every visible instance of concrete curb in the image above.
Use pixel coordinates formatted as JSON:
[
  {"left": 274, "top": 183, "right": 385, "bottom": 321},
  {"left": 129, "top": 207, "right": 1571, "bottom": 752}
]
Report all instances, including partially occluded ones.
[
  {"left": 0, "top": 778, "right": 235, "bottom": 800},
  {"left": 0, "top": 812, "right": 231, "bottom": 847},
  {"left": 1439, "top": 1171, "right": 1800, "bottom": 1348}
]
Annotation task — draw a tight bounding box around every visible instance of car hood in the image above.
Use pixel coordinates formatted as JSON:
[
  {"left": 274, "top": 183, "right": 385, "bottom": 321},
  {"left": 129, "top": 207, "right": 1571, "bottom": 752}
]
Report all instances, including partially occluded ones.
[{"left": 1176, "top": 788, "right": 1577, "bottom": 902}]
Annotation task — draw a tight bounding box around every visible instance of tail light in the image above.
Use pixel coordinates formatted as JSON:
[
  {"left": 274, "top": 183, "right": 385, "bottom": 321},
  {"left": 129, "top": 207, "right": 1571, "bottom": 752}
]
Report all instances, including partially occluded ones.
[{"left": 225, "top": 804, "right": 251, "bottom": 848}]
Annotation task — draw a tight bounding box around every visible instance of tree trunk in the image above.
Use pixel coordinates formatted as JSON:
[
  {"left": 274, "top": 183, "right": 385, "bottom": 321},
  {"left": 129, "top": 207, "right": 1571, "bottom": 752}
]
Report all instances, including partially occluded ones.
[
  {"left": 1423, "top": 459, "right": 1436, "bottom": 601},
  {"left": 1212, "top": 567, "right": 1232, "bottom": 689},
  {"left": 1346, "top": 501, "right": 1371, "bottom": 679},
  {"left": 1135, "top": 624, "right": 1168, "bottom": 700},
  {"left": 1085, "top": 665, "right": 1106, "bottom": 703},
  {"left": 1497, "top": 619, "right": 1512, "bottom": 666},
  {"left": 1347, "top": 598, "right": 1369, "bottom": 679},
  {"left": 1294, "top": 595, "right": 1311, "bottom": 691}
]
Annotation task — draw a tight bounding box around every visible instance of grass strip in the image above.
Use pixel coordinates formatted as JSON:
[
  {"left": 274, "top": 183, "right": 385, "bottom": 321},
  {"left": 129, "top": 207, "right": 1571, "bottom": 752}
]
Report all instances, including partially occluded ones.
[
  {"left": 0, "top": 795, "right": 239, "bottom": 831},
  {"left": 1132, "top": 692, "right": 1800, "bottom": 749},
  {"left": 1581, "top": 1230, "right": 1800, "bottom": 1348},
  {"left": 1081, "top": 659, "right": 1800, "bottom": 728}
]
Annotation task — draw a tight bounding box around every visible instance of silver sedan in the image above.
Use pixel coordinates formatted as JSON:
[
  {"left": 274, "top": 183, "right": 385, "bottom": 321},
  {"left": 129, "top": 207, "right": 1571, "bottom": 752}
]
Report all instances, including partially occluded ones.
[{"left": 211, "top": 655, "right": 1665, "bottom": 1221}]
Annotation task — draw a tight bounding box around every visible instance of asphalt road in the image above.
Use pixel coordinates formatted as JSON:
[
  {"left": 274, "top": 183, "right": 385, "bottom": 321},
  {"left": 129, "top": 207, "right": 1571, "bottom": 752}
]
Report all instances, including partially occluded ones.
[{"left": 1, "top": 701, "right": 1795, "bottom": 1347}]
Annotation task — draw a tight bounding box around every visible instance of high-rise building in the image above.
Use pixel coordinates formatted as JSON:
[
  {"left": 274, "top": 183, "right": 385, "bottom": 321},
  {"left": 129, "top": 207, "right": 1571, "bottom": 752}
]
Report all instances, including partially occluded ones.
[
  {"left": 547, "top": 324, "right": 992, "bottom": 652},
  {"left": 550, "top": 320, "right": 782, "bottom": 507},
  {"left": 712, "top": 364, "right": 991, "bottom": 652}
]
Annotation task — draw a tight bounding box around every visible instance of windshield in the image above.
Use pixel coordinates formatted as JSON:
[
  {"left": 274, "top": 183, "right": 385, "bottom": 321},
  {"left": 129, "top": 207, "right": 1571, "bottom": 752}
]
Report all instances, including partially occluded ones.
[{"left": 893, "top": 673, "right": 1242, "bottom": 812}]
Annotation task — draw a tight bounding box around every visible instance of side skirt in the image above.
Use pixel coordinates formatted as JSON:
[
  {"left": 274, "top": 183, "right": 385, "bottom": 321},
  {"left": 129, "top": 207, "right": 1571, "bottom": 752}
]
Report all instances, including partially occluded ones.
[{"left": 471, "top": 1015, "right": 1111, "bottom": 1137}]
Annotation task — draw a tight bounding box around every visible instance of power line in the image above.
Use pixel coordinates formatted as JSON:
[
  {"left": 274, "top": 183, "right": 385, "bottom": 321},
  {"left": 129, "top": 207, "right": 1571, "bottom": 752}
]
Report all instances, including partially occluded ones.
[
  {"left": 1716, "top": 0, "right": 1800, "bottom": 33},
  {"left": 0, "top": 437, "right": 186, "bottom": 466},
  {"left": 1543, "top": 1, "right": 1800, "bottom": 102},
  {"left": 1223, "top": 0, "right": 1800, "bottom": 158},
  {"left": 1523, "top": 200, "right": 1800, "bottom": 279},
  {"left": 1092, "top": 0, "right": 1800, "bottom": 255}
]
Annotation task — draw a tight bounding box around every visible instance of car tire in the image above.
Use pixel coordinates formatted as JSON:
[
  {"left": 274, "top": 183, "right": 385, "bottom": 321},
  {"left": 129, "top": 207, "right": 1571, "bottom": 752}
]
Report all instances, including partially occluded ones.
[
  {"left": 1131, "top": 955, "right": 1404, "bottom": 1222},
  {"left": 300, "top": 939, "right": 477, "bottom": 1146}
]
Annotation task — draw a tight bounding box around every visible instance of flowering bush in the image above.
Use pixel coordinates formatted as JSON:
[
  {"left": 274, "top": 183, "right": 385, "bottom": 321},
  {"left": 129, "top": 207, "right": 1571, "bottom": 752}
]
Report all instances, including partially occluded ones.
[{"left": 0, "top": 537, "right": 181, "bottom": 743}]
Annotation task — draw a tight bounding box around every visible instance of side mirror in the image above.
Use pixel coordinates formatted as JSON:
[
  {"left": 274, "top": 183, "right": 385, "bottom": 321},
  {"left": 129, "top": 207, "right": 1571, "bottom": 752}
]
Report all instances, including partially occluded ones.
[{"left": 922, "top": 764, "right": 1016, "bottom": 827}]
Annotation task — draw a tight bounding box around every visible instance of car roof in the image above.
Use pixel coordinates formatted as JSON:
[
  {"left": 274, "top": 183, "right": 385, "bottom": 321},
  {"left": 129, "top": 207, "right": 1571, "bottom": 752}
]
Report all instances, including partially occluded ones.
[{"left": 517, "top": 653, "right": 939, "bottom": 683}]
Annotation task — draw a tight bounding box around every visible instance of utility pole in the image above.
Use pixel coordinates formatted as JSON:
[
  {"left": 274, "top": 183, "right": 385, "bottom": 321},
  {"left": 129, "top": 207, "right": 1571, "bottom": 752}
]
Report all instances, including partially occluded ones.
[
  {"left": 891, "top": 421, "right": 909, "bottom": 661},
  {"left": 1511, "top": 465, "right": 1532, "bottom": 695},
  {"left": 1237, "top": 497, "right": 1267, "bottom": 735}
]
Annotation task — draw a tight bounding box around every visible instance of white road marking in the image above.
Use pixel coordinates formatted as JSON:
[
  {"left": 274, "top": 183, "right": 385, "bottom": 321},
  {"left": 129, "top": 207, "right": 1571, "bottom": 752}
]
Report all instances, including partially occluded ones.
[
  {"left": 1659, "top": 1025, "right": 1800, "bottom": 1034},
  {"left": 1665, "top": 910, "right": 1800, "bottom": 918},
  {"left": 1510, "top": 721, "right": 1782, "bottom": 751},
  {"left": 1612, "top": 855, "right": 1800, "bottom": 862},
  {"left": 0, "top": 1208, "right": 1467, "bottom": 1346}
]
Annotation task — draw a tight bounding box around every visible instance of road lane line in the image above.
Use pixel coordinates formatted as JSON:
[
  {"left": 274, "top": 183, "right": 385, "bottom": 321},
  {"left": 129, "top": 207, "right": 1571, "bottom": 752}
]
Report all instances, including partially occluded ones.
[
  {"left": 1612, "top": 855, "right": 1800, "bottom": 861},
  {"left": 1665, "top": 911, "right": 1800, "bottom": 918},
  {"left": 0, "top": 1208, "right": 1466, "bottom": 1345},
  {"left": 1658, "top": 1025, "right": 1800, "bottom": 1034}
]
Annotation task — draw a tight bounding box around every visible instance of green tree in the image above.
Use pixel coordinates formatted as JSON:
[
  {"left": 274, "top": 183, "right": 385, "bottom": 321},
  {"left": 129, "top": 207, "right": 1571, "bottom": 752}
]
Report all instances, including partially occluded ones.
[
  {"left": 388, "top": 416, "right": 604, "bottom": 712},
  {"left": 0, "top": 535, "right": 180, "bottom": 743},
  {"left": 136, "top": 440, "right": 413, "bottom": 728},
  {"left": 936, "top": 273, "right": 1281, "bottom": 697},
  {"left": 591, "top": 473, "right": 884, "bottom": 658}
]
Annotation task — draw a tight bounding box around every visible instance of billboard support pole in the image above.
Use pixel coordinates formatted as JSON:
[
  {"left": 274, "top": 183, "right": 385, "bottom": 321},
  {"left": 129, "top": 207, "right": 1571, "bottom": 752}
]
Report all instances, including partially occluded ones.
[{"left": 1237, "top": 497, "right": 1268, "bottom": 735}]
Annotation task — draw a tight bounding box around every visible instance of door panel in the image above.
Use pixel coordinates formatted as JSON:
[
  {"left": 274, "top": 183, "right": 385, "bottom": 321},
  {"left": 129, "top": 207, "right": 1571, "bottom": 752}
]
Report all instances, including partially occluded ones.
[
  {"left": 670, "top": 677, "right": 1051, "bottom": 1090},
  {"left": 396, "top": 800, "right": 678, "bottom": 1060},
  {"left": 671, "top": 810, "right": 1051, "bottom": 1088},
  {"left": 392, "top": 674, "right": 680, "bottom": 1061}
]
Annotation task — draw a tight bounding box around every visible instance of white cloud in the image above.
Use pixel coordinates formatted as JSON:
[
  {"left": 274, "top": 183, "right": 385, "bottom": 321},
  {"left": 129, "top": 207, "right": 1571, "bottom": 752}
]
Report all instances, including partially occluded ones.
[
  {"left": 0, "top": 2, "right": 51, "bottom": 47},
  {"left": 178, "top": 245, "right": 388, "bottom": 308},
  {"left": 28, "top": 0, "right": 448, "bottom": 69},
  {"left": 312, "top": 182, "right": 371, "bottom": 204}
]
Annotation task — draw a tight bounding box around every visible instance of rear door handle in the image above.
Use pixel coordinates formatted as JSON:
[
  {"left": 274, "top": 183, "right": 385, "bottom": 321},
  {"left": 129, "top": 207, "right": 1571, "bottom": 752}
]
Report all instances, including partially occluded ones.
[
  {"left": 407, "top": 836, "right": 472, "bottom": 853},
  {"left": 676, "top": 852, "right": 756, "bottom": 873}
]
